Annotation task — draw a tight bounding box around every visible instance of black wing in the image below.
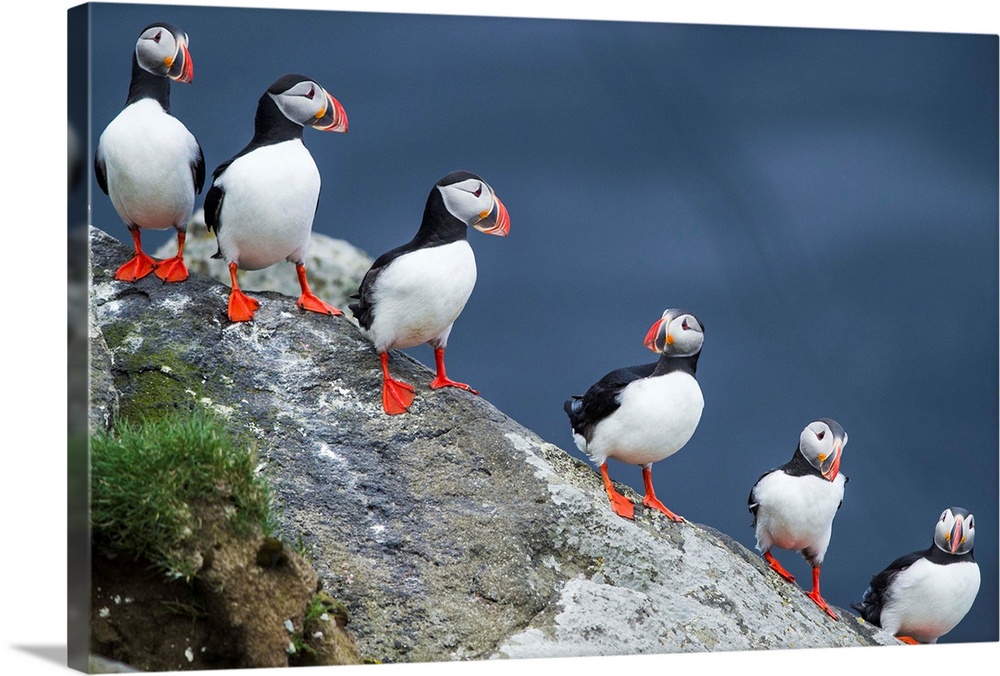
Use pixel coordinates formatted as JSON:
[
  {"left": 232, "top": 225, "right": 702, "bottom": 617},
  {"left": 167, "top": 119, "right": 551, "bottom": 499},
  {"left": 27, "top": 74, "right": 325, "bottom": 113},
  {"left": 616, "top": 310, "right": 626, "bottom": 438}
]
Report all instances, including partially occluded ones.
[
  {"left": 850, "top": 548, "right": 927, "bottom": 626},
  {"left": 349, "top": 242, "right": 419, "bottom": 330},
  {"left": 94, "top": 147, "right": 108, "bottom": 195},
  {"left": 563, "top": 363, "right": 656, "bottom": 444},
  {"left": 747, "top": 470, "right": 776, "bottom": 528},
  {"left": 192, "top": 139, "right": 206, "bottom": 195}
]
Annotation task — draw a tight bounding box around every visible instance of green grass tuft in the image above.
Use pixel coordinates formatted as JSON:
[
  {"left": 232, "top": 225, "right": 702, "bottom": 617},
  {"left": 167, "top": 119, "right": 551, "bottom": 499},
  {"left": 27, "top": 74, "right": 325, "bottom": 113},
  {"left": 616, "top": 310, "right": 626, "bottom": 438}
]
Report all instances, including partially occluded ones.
[{"left": 91, "top": 410, "right": 276, "bottom": 580}]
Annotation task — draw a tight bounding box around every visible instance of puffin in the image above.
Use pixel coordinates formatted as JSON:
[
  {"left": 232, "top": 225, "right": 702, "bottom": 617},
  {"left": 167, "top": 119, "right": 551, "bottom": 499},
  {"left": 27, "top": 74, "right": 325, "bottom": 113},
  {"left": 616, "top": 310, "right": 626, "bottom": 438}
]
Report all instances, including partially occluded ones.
[
  {"left": 850, "top": 507, "right": 980, "bottom": 644},
  {"left": 564, "top": 309, "right": 705, "bottom": 522},
  {"left": 95, "top": 22, "right": 204, "bottom": 283},
  {"left": 349, "top": 171, "right": 510, "bottom": 415},
  {"left": 204, "top": 74, "right": 348, "bottom": 322},
  {"left": 747, "top": 418, "right": 848, "bottom": 620}
]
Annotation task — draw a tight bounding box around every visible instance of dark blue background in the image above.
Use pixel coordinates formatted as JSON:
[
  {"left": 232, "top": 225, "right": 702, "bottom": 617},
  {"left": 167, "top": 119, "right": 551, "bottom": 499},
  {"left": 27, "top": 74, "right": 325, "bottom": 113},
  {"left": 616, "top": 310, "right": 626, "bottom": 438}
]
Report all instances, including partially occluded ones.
[{"left": 87, "top": 2, "right": 998, "bottom": 644}]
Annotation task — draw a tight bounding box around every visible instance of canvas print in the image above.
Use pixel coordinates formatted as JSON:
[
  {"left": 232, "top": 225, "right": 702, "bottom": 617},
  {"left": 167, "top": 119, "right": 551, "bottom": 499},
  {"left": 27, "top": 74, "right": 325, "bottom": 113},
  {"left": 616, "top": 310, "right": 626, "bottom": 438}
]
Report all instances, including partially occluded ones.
[{"left": 68, "top": 2, "right": 998, "bottom": 672}]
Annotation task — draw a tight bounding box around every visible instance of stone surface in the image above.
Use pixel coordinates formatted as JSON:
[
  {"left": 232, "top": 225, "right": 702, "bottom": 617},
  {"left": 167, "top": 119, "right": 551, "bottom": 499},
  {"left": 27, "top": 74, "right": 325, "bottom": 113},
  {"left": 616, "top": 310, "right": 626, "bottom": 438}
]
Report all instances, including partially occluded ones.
[{"left": 89, "top": 226, "right": 900, "bottom": 665}]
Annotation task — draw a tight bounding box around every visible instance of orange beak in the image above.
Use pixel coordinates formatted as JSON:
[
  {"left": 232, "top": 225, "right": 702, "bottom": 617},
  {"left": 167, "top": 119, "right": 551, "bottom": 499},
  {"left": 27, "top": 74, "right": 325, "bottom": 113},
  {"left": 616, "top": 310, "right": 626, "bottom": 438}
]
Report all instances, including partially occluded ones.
[
  {"left": 312, "top": 91, "right": 348, "bottom": 133},
  {"left": 472, "top": 195, "right": 510, "bottom": 236},
  {"left": 644, "top": 318, "right": 665, "bottom": 353},
  {"left": 168, "top": 41, "right": 193, "bottom": 83}
]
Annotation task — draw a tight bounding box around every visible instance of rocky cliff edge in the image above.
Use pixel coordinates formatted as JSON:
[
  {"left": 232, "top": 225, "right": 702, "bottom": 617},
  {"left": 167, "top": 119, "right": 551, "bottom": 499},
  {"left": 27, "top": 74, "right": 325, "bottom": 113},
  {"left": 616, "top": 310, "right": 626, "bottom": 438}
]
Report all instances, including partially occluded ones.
[{"left": 87, "top": 225, "right": 898, "bottom": 664}]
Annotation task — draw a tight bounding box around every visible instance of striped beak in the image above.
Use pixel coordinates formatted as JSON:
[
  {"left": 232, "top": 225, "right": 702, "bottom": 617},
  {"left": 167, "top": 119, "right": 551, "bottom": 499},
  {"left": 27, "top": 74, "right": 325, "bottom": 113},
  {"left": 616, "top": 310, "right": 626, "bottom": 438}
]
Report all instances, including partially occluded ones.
[
  {"left": 949, "top": 518, "right": 964, "bottom": 554},
  {"left": 167, "top": 38, "right": 193, "bottom": 83},
  {"left": 819, "top": 439, "right": 842, "bottom": 481},
  {"left": 472, "top": 194, "right": 510, "bottom": 236},
  {"left": 644, "top": 313, "right": 674, "bottom": 354},
  {"left": 311, "top": 90, "right": 348, "bottom": 133}
]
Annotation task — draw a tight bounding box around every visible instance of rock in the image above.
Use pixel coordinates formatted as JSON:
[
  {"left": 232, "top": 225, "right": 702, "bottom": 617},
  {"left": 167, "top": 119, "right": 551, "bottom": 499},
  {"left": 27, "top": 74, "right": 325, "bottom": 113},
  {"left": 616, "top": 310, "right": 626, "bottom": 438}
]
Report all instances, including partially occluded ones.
[
  {"left": 88, "top": 226, "right": 900, "bottom": 665},
  {"left": 153, "top": 209, "right": 373, "bottom": 313}
]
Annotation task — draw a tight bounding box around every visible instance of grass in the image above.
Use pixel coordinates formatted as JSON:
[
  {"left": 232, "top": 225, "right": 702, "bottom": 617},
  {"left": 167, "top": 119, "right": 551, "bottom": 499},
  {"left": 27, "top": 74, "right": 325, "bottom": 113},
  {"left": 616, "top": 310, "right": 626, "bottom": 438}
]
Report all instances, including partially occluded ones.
[{"left": 91, "top": 409, "right": 278, "bottom": 580}]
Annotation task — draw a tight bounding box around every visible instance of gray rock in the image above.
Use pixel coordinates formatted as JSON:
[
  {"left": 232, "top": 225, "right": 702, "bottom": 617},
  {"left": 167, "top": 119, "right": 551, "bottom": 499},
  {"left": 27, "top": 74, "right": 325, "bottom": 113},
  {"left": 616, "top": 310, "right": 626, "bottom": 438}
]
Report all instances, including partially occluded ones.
[
  {"left": 88, "top": 226, "right": 899, "bottom": 664},
  {"left": 152, "top": 209, "right": 374, "bottom": 314}
]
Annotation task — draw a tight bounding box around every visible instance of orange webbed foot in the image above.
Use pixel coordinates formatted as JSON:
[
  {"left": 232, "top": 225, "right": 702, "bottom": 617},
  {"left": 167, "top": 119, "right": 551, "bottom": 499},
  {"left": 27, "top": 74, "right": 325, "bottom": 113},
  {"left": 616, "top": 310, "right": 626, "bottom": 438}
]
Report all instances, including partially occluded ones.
[
  {"left": 297, "top": 291, "right": 344, "bottom": 316},
  {"left": 228, "top": 288, "right": 261, "bottom": 322},
  {"left": 382, "top": 377, "right": 416, "bottom": 415},
  {"left": 115, "top": 253, "right": 157, "bottom": 282},
  {"left": 429, "top": 375, "right": 479, "bottom": 394},
  {"left": 642, "top": 494, "right": 684, "bottom": 522},
  {"left": 153, "top": 256, "right": 189, "bottom": 283}
]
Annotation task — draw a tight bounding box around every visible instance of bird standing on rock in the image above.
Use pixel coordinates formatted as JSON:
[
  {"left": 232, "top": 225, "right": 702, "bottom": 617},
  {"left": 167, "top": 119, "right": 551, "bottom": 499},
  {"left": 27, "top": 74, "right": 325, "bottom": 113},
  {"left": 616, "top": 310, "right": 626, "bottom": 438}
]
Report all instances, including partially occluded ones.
[
  {"left": 564, "top": 309, "right": 705, "bottom": 522},
  {"left": 349, "top": 171, "right": 510, "bottom": 415},
  {"left": 95, "top": 22, "right": 204, "bottom": 283},
  {"left": 204, "top": 73, "right": 348, "bottom": 322},
  {"left": 748, "top": 418, "right": 848, "bottom": 620},
  {"left": 851, "top": 507, "right": 980, "bottom": 644}
]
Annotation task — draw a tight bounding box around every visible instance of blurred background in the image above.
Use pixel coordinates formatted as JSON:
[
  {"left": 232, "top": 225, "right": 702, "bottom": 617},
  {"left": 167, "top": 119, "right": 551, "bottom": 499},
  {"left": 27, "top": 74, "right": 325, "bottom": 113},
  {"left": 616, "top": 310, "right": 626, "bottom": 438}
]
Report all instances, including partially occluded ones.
[{"left": 85, "top": 2, "right": 997, "bottom": 645}]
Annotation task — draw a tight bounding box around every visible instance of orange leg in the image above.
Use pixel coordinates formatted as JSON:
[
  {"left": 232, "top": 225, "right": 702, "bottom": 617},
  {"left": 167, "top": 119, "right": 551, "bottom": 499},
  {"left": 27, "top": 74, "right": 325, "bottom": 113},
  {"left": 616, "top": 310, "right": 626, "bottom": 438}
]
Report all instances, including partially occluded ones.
[
  {"left": 226, "top": 262, "right": 260, "bottom": 322},
  {"left": 428, "top": 347, "right": 479, "bottom": 394},
  {"left": 641, "top": 465, "right": 684, "bottom": 522},
  {"left": 600, "top": 463, "right": 635, "bottom": 520},
  {"left": 295, "top": 263, "right": 343, "bottom": 316},
  {"left": 763, "top": 551, "right": 796, "bottom": 583},
  {"left": 896, "top": 635, "right": 920, "bottom": 645},
  {"left": 153, "top": 231, "right": 189, "bottom": 282},
  {"left": 115, "top": 228, "right": 157, "bottom": 282},
  {"left": 380, "top": 352, "right": 415, "bottom": 415},
  {"left": 805, "top": 566, "right": 838, "bottom": 620}
]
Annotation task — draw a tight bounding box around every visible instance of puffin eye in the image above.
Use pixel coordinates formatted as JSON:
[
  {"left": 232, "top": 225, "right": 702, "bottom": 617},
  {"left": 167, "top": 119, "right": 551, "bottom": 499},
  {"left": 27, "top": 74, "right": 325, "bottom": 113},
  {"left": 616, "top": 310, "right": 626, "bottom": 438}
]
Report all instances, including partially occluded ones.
[
  {"left": 681, "top": 319, "right": 689, "bottom": 330},
  {"left": 153, "top": 30, "right": 162, "bottom": 43},
  {"left": 816, "top": 430, "right": 826, "bottom": 440},
  {"left": 473, "top": 184, "right": 482, "bottom": 198},
  {"left": 305, "top": 86, "right": 315, "bottom": 99}
]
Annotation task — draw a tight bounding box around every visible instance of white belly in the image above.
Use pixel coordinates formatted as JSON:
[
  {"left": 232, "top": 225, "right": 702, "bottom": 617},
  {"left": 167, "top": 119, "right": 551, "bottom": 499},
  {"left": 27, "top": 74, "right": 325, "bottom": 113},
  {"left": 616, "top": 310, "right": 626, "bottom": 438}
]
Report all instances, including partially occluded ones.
[
  {"left": 366, "top": 241, "right": 477, "bottom": 352},
  {"left": 584, "top": 372, "right": 704, "bottom": 466},
  {"left": 880, "top": 558, "right": 981, "bottom": 642},
  {"left": 215, "top": 141, "right": 320, "bottom": 270},
  {"left": 98, "top": 99, "right": 198, "bottom": 230},
  {"left": 752, "top": 471, "right": 846, "bottom": 561}
]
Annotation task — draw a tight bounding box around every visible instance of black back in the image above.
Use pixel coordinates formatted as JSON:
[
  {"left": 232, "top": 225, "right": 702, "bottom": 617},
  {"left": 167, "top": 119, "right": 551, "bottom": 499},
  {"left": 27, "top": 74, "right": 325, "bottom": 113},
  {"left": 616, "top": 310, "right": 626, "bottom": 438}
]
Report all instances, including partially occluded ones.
[
  {"left": 850, "top": 545, "right": 976, "bottom": 626},
  {"left": 96, "top": 22, "right": 204, "bottom": 201},
  {"left": 205, "top": 75, "right": 316, "bottom": 244},
  {"left": 747, "top": 433, "right": 849, "bottom": 528},
  {"left": 564, "top": 351, "right": 700, "bottom": 445},
  {"left": 349, "top": 173, "right": 475, "bottom": 329}
]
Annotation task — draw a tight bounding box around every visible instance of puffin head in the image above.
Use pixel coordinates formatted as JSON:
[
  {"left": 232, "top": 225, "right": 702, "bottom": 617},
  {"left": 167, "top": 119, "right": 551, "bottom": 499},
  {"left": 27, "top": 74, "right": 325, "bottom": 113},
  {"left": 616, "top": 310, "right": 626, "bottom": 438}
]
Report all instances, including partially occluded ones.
[
  {"left": 267, "top": 74, "right": 348, "bottom": 133},
  {"left": 135, "top": 23, "right": 193, "bottom": 83},
  {"left": 436, "top": 171, "right": 510, "bottom": 236},
  {"left": 934, "top": 507, "right": 975, "bottom": 556},
  {"left": 797, "top": 418, "right": 846, "bottom": 481},
  {"left": 643, "top": 309, "right": 704, "bottom": 358}
]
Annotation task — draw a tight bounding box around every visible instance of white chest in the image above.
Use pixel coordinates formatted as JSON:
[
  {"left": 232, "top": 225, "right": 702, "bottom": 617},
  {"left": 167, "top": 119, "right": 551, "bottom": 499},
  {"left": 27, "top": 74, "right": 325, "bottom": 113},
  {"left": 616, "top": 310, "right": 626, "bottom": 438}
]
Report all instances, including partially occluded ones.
[
  {"left": 367, "top": 240, "right": 477, "bottom": 351},
  {"left": 880, "top": 558, "right": 981, "bottom": 642},
  {"left": 752, "top": 471, "right": 845, "bottom": 554},
  {"left": 215, "top": 140, "right": 321, "bottom": 270},
  {"left": 98, "top": 99, "right": 198, "bottom": 229},
  {"left": 585, "top": 372, "right": 704, "bottom": 466}
]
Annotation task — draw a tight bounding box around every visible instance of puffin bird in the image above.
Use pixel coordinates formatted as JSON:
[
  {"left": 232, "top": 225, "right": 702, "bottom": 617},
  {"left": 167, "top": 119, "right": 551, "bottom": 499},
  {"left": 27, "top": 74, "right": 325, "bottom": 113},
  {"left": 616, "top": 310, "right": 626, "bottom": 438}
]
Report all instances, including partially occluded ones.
[
  {"left": 204, "top": 73, "right": 348, "bottom": 322},
  {"left": 95, "top": 22, "right": 204, "bottom": 283},
  {"left": 349, "top": 171, "right": 510, "bottom": 415},
  {"left": 564, "top": 309, "right": 705, "bottom": 522},
  {"left": 851, "top": 507, "right": 980, "bottom": 644},
  {"left": 748, "top": 418, "right": 848, "bottom": 620}
]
